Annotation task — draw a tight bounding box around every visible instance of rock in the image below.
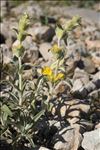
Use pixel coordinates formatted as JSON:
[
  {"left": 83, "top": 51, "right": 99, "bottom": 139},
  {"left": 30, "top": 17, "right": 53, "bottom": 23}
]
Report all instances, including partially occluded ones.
[
  {"left": 72, "top": 103, "right": 90, "bottom": 114},
  {"left": 32, "top": 146, "right": 50, "bottom": 150},
  {"left": 11, "top": 1, "right": 43, "bottom": 19},
  {"left": 49, "top": 120, "right": 61, "bottom": 130},
  {"left": 82, "top": 57, "right": 96, "bottom": 73},
  {"left": 92, "top": 53, "right": 100, "bottom": 68},
  {"left": 93, "top": 71, "right": 100, "bottom": 80},
  {"left": 0, "top": 44, "right": 12, "bottom": 65},
  {"left": 72, "top": 79, "right": 84, "bottom": 93},
  {"left": 1, "top": 0, "right": 9, "bottom": 18},
  {"left": 51, "top": 98, "right": 90, "bottom": 124},
  {"left": 22, "top": 37, "right": 39, "bottom": 63},
  {"left": 82, "top": 128, "right": 100, "bottom": 150},
  {"left": 66, "top": 100, "right": 90, "bottom": 123},
  {"left": 55, "top": 80, "right": 71, "bottom": 96},
  {"left": 67, "top": 118, "right": 80, "bottom": 125},
  {"left": 84, "top": 82, "right": 96, "bottom": 93},
  {"left": 89, "top": 89, "right": 100, "bottom": 100},
  {"left": 94, "top": 3, "right": 100, "bottom": 12},
  {"left": 29, "top": 25, "right": 55, "bottom": 42},
  {"left": 68, "top": 110, "right": 80, "bottom": 118},
  {"left": 73, "top": 68, "right": 89, "bottom": 82},
  {"left": 66, "top": 102, "right": 90, "bottom": 125},
  {"left": 58, "top": 105, "right": 66, "bottom": 118},
  {"left": 1, "top": 20, "right": 18, "bottom": 48},
  {"left": 72, "top": 69, "right": 100, "bottom": 98},
  {"left": 85, "top": 39, "right": 100, "bottom": 50},
  {"left": 49, "top": 6, "right": 100, "bottom": 25},
  {"left": 67, "top": 41, "right": 87, "bottom": 58},
  {"left": 39, "top": 146, "right": 50, "bottom": 150},
  {"left": 72, "top": 68, "right": 89, "bottom": 94},
  {"left": 39, "top": 42, "right": 53, "bottom": 61},
  {"left": 0, "top": 22, "right": 9, "bottom": 41},
  {"left": 82, "top": 26, "right": 97, "bottom": 35},
  {"left": 95, "top": 123, "right": 100, "bottom": 129},
  {"left": 53, "top": 126, "right": 82, "bottom": 150},
  {"left": 79, "top": 119, "right": 94, "bottom": 132}
]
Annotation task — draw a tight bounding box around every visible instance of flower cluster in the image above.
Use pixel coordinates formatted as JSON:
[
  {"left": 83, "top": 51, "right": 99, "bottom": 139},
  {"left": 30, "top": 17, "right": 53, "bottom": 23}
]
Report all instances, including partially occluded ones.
[
  {"left": 12, "top": 13, "right": 30, "bottom": 57},
  {"left": 50, "top": 44, "right": 63, "bottom": 59},
  {"left": 42, "top": 66, "right": 64, "bottom": 83}
]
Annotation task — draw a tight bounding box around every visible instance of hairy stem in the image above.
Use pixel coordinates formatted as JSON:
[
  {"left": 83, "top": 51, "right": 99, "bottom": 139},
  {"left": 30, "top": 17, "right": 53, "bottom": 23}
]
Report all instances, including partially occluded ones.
[
  {"left": 18, "top": 56, "right": 22, "bottom": 106},
  {"left": 58, "top": 38, "right": 60, "bottom": 47},
  {"left": 55, "top": 38, "right": 60, "bottom": 76}
]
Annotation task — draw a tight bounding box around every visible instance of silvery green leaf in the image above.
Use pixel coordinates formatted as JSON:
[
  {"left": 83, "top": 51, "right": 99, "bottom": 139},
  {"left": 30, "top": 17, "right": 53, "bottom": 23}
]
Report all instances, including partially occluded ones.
[
  {"left": 26, "top": 135, "right": 35, "bottom": 148},
  {"left": 55, "top": 26, "right": 64, "bottom": 40},
  {"left": 33, "top": 109, "right": 45, "bottom": 122},
  {"left": 1, "top": 105, "right": 13, "bottom": 117}
]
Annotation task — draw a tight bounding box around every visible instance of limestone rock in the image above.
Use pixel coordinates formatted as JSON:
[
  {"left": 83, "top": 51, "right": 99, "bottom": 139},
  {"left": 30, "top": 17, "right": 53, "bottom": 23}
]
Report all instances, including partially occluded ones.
[
  {"left": 28, "top": 25, "right": 55, "bottom": 42},
  {"left": 22, "top": 37, "right": 39, "bottom": 63},
  {"left": 82, "top": 128, "right": 100, "bottom": 150},
  {"left": 39, "top": 42, "right": 53, "bottom": 61},
  {"left": 53, "top": 127, "right": 82, "bottom": 150},
  {"left": 0, "top": 44, "right": 12, "bottom": 65},
  {"left": 39, "top": 146, "right": 50, "bottom": 150}
]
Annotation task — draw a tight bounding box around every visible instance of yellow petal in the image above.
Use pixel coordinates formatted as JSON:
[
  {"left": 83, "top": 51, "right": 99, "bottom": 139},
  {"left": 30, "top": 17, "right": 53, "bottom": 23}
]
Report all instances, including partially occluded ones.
[
  {"left": 54, "top": 73, "right": 64, "bottom": 82},
  {"left": 51, "top": 44, "right": 62, "bottom": 53},
  {"left": 42, "top": 66, "right": 52, "bottom": 76}
]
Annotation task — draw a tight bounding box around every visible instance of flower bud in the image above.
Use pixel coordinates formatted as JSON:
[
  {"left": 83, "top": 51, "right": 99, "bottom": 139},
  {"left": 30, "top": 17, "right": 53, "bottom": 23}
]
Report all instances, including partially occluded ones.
[{"left": 12, "top": 40, "right": 24, "bottom": 57}]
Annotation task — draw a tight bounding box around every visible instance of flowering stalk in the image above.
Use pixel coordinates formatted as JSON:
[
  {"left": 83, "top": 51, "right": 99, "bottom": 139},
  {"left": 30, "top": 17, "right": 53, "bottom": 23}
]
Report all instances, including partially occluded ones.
[{"left": 12, "top": 13, "right": 30, "bottom": 106}]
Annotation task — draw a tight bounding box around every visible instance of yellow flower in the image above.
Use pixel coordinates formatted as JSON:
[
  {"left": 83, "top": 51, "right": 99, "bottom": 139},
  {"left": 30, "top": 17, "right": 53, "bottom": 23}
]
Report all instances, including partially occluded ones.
[
  {"left": 42, "top": 66, "right": 64, "bottom": 83},
  {"left": 54, "top": 73, "right": 64, "bottom": 82},
  {"left": 51, "top": 44, "right": 62, "bottom": 53},
  {"left": 42, "top": 66, "right": 52, "bottom": 76}
]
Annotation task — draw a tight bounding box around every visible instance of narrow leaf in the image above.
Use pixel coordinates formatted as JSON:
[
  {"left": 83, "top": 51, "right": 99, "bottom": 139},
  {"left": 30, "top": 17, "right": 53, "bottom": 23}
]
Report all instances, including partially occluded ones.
[{"left": 1, "top": 105, "right": 13, "bottom": 117}]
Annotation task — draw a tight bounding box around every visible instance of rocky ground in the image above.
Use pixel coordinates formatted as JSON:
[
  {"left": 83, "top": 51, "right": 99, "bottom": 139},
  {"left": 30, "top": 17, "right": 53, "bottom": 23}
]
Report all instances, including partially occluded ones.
[{"left": 0, "top": 0, "right": 100, "bottom": 150}]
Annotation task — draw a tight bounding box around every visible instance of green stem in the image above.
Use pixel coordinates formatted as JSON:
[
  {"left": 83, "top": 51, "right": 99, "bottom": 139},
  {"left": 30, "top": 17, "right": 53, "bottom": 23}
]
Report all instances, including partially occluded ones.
[
  {"left": 18, "top": 56, "right": 22, "bottom": 106},
  {"left": 55, "top": 38, "right": 60, "bottom": 76},
  {"left": 58, "top": 38, "right": 60, "bottom": 47},
  {"left": 55, "top": 59, "right": 60, "bottom": 76}
]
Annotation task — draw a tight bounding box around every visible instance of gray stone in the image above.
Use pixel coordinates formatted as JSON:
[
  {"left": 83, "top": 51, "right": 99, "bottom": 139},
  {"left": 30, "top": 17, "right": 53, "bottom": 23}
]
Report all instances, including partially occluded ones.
[
  {"left": 0, "top": 22, "right": 9, "bottom": 41},
  {"left": 72, "top": 68, "right": 89, "bottom": 93},
  {"left": 53, "top": 127, "right": 82, "bottom": 150},
  {"left": 82, "top": 128, "right": 100, "bottom": 150},
  {"left": 67, "top": 42, "right": 87, "bottom": 57},
  {"left": 79, "top": 119, "right": 94, "bottom": 132},
  {"left": 50, "top": 6, "right": 100, "bottom": 25},
  {"left": 93, "top": 71, "right": 100, "bottom": 81},
  {"left": 1, "top": 20, "right": 18, "bottom": 47},
  {"left": 39, "top": 42, "right": 53, "bottom": 61},
  {"left": 95, "top": 123, "right": 100, "bottom": 129},
  {"left": 0, "top": 44, "right": 12, "bottom": 65},
  {"left": 89, "top": 89, "right": 100, "bottom": 100},
  {"left": 11, "top": 1, "right": 43, "bottom": 19},
  {"left": 29, "top": 25, "right": 55, "bottom": 42},
  {"left": 32, "top": 146, "right": 50, "bottom": 150},
  {"left": 1, "top": 0, "right": 8, "bottom": 18},
  {"left": 39, "top": 146, "right": 50, "bottom": 150},
  {"left": 22, "top": 37, "right": 39, "bottom": 63},
  {"left": 82, "top": 57, "right": 96, "bottom": 74}
]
